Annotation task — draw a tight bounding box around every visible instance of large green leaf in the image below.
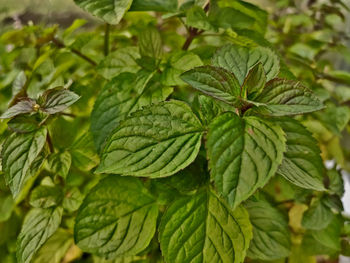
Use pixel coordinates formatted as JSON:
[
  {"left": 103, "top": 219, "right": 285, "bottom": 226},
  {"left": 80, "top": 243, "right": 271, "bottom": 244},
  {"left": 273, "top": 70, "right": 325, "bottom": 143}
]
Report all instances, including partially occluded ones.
[
  {"left": 17, "top": 207, "right": 63, "bottom": 263},
  {"left": 130, "top": 0, "right": 177, "bottom": 12},
  {"left": 74, "top": 176, "right": 158, "bottom": 258},
  {"left": 181, "top": 65, "right": 242, "bottom": 106},
  {"left": 97, "top": 100, "right": 203, "bottom": 178},
  {"left": 91, "top": 71, "right": 172, "bottom": 152},
  {"left": 254, "top": 79, "right": 324, "bottom": 116},
  {"left": 97, "top": 47, "right": 141, "bottom": 80},
  {"left": 2, "top": 127, "right": 47, "bottom": 197},
  {"left": 159, "top": 189, "right": 252, "bottom": 263},
  {"left": 0, "top": 98, "right": 36, "bottom": 119},
  {"left": 275, "top": 118, "right": 325, "bottom": 190},
  {"left": 212, "top": 44, "right": 279, "bottom": 85},
  {"left": 73, "top": 0, "right": 133, "bottom": 24},
  {"left": 246, "top": 198, "right": 291, "bottom": 260},
  {"left": 302, "top": 197, "right": 334, "bottom": 230},
  {"left": 206, "top": 112, "right": 285, "bottom": 208}
]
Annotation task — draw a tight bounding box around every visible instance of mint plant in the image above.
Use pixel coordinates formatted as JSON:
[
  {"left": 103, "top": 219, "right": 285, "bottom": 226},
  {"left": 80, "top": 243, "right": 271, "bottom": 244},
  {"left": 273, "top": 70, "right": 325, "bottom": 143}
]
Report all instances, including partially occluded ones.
[{"left": 0, "top": 0, "right": 349, "bottom": 262}]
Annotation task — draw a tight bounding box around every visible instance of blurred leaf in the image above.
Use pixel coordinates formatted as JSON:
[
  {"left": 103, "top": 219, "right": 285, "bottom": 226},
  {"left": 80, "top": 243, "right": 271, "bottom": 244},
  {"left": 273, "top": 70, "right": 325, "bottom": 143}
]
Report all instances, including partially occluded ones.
[
  {"left": 47, "top": 151, "right": 72, "bottom": 179},
  {"left": 29, "top": 185, "right": 63, "bottom": 208}
]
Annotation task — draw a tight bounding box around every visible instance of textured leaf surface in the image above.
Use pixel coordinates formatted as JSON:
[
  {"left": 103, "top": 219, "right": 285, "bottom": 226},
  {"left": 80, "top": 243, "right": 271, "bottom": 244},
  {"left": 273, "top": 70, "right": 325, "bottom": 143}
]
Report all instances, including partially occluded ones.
[
  {"left": 302, "top": 197, "right": 334, "bottom": 230},
  {"left": 97, "top": 101, "right": 203, "bottom": 177},
  {"left": 212, "top": 44, "right": 279, "bottom": 85},
  {"left": 73, "top": 0, "right": 133, "bottom": 24},
  {"left": 246, "top": 199, "right": 291, "bottom": 260},
  {"left": 2, "top": 128, "right": 47, "bottom": 197},
  {"left": 91, "top": 71, "right": 172, "bottom": 152},
  {"left": 206, "top": 112, "right": 285, "bottom": 208},
  {"left": 17, "top": 207, "right": 63, "bottom": 263},
  {"left": 181, "top": 65, "right": 241, "bottom": 106},
  {"left": 275, "top": 117, "right": 325, "bottom": 190},
  {"left": 74, "top": 176, "right": 158, "bottom": 258},
  {"left": 39, "top": 87, "right": 80, "bottom": 114},
  {"left": 254, "top": 79, "right": 323, "bottom": 116},
  {"left": 29, "top": 185, "right": 63, "bottom": 208},
  {"left": 186, "top": 6, "right": 215, "bottom": 31},
  {"left": 159, "top": 189, "right": 252, "bottom": 263},
  {"left": 0, "top": 98, "right": 36, "bottom": 119},
  {"left": 97, "top": 47, "right": 140, "bottom": 80},
  {"left": 194, "top": 95, "right": 223, "bottom": 126},
  {"left": 130, "top": 0, "right": 177, "bottom": 12},
  {"left": 242, "top": 63, "right": 266, "bottom": 99},
  {"left": 139, "top": 27, "right": 162, "bottom": 59},
  {"left": 47, "top": 151, "right": 71, "bottom": 179}
]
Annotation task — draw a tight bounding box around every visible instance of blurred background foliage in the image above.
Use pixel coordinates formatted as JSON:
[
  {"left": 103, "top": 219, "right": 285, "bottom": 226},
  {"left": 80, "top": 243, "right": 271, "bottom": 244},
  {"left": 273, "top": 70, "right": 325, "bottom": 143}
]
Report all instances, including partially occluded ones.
[{"left": 1, "top": 0, "right": 350, "bottom": 262}]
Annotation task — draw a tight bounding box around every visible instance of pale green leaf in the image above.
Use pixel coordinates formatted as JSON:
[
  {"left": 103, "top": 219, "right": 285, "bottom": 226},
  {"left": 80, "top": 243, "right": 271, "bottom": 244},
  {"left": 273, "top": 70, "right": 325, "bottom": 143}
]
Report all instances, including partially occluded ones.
[
  {"left": 206, "top": 112, "right": 285, "bottom": 208},
  {"left": 275, "top": 117, "right": 325, "bottom": 190},
  {"left": 212, "top": 44, "right": 279, "bottom": 85},
  {"left": 33, "top": 229, "right": 73, "bottom": 263},
  {"left": 73, "top": 0, "right": 133, "bottom": 24},
  {"left": 62, "top": 187, "right": 84, "bottom": 212},
  {"left": 246, "top": 199, "right": 291, "bottom": 260},
  {"left": 47, "top": 151, "right": 71, "bottom": 179},
  {"left": 159, "top": 189, "right": 252, "bottom": 263},
  {"left": 17, "top": 207, "right": 63, "bottom": 263},
  {"left": 97, "top": 47, "right": 141, "bottom": 80},
  {"left": 181, "top": 65, "right": 242, "bottom": 106},
  {"left": 29, "top": 185, "right": 63, "bottom": 208},
  {"left": 74, "top": 176, "right": 158, "bottom": 258},
  {"left": 186, "top": 6, "right": 215, "bottom": 31},
  {"left": 2, "top": 128, "right": 47, "bottom": 197},
  {"left": 254, "top": 79, "right": 324, "bottom": 116},
  {"left": 302, "top": 197, "right": 334, "bottom": 230},
  {"left": 0, "top": 195, "right": 14, "bottom": 222},
  {"left": 97, "top": 101, "right": 203, "bottom": 177}
]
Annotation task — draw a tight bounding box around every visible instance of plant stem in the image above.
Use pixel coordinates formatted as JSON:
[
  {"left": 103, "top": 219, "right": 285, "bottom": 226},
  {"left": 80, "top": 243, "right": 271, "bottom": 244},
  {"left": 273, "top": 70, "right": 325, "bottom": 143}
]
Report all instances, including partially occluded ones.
[
  {"left": 104, "top": 23, "right": 110, "bottom": 56},
  {"left": 182, "top": 28, "right": 204, "bottom": 50},
  {"left": 52, "top": 38, "right": 97, "bottom": 66}
]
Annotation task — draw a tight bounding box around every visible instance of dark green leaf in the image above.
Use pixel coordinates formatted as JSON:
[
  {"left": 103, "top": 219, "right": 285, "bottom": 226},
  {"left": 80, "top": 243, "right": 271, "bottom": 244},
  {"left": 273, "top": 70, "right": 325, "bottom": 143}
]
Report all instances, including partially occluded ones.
[
  {"left": 17, "top": 207, "right": 63, "bottom": 263},
  {"left": 97, "top": 101, "right": 203, "bottom": 178},
  {"left": 159, "top": 189, "right": 252, "bottom": 263},
  {"left": 74, "top": 176, "right": 158, "bottom": 258},
  {"left": 242, "top": 63, "right": 266, "bottom": 99},
  {"left": 39, "top": 87, "right": 80, "bottom": 114},
  {"left": 0, "top": 98, "right": 36, "bottom": 119},
  {"left": 302, "top": 197, "right": 334, "bottom": 230},
  {"left": 206, "top": 112, "right": 285, "bottom": 208},
  {"left": 139, "top": 27, "right": 162, "bottom": 60},
  {"left": 130, "top": 0, "right": 177, "bottom": 12}
]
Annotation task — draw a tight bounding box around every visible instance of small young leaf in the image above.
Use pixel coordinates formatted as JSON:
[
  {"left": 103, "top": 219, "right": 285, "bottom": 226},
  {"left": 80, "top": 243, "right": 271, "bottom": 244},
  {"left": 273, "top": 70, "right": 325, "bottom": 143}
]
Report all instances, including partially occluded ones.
[
  {"left": 97, "top": 100, "right": 203, "bottom": 178},
  {"left": 327, "top": 169, "right": 344, "bottom": 196},
  {"left": 2, "top": 128, "right": 47, "bottom": 197},
  {"left": 206, "top": 112, "right": 285, "bottom": 208},
  {"left": 74, "top": 176, "right": 158, "bottom": 258},
  {"left": 212, "top": 44, "right": 279, "bottom": 85},
  {"left": 62, "top": 187, "right": 84, "bottom": 212},
  {"left": 254, "top": 79, "right": 324, "bottom": 116},
  {"left": 73, "top": 0, "right": 133, "bottom": 24},
  {"left": 193, "top": 95, "right": 223, "bottom": 125},
  {"left": 181, "top": 65, "right": 242, "bottom": 106},
  {"left": 159, "top": 189, "right": 252, "bottom": 263},
  {"left": 186, "top": 6, "right": 215, "bottom": 31},
  {"left": 17, "top": 207, "right": 63, "bottom": 263},
  {"left": 47, "top": 151, "right": 71, "bottom": 179},
  {"left": 0, "top": 98, "right": 36, "bottom": 119},
  {"left": 246, "top": 198, "right": 291, "bottom": 260},
  {"left": 39, "top": 87, "right": 80, "bottom": 114},
  {"left": 242, "top": 62, "right": 266, "bottom": 99},
  {"left": 275, "top": 117, "right": 325, "bottom": 191},
  {"left": 302, "top": 197, "right": 334, "bottom": 230},
  {"left": 29, "top": 185, "right": 63, "bottom": 208}
]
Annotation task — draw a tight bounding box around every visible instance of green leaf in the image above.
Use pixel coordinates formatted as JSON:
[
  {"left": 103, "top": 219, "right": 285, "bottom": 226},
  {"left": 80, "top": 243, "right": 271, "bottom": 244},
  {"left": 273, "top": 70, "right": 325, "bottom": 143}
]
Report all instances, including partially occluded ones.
[
  {"left": 242, "top": 63, "right": 266, "bottom": 99},
  {"left": 130, "top": 0, "right": 177, "bottom": 12},
  {"left": 246, "top": 198, "right": 291, "bottom": 260},
  {"left": 275, "top": 117, "right": 325, "bottom": 191},
  {"left": 74, "top": 176, "right": 158, "bottom": 258},
  {"left": 139, "top": 27, "right": 162, "bottom": 60},
  {"left": 161, "top": 51, "right": 203, "bottom": 86},
  {"left": 159, "top": 189, "right": 252, "bottom": 263},
  {"left": 254, "top": 79, "right": 324, "bottom": 116},
  {"left": 12, "top": 71, "right": 27, "bottom": 96},
  {"left": 33, "top": 229, "right": 73, "bottom": 263},
  {"left": 97, "top": 101, "right": 203, "bottom": 177},
  {"left": 91, "top": 71, "right": 172, "bottom": 152},
  {"left": 29, "top": 185, "right": 63, "bottom": 208},
  {"left": 193, "top": 95, "right": 222, "bottom": 125},
  {"left": 97, "top": 47, "right": 141, "bottom": 80},
  {"left": 181, "top": 65, "right": 242, "bottom": 106},
  {"left": 327, "top": 169, "right": 344, "bottom": 196},
  {"left": 39, "top": 87, "right": 80, "bottom": 114},
  {"left": 73, "top": 0, "right": 133, "bottom": 24},
  {"left": 17, "top": 207, "right": 63, "bottom": 263},
  {"left": 0, "top": 98, "right": 36, "bottom": 119},
  {"left": 206, "top": 112, "right": 285, "bottom": 208},
  {"left": 186, "top": 6, "right": 215, "bottom": 31},
  {"left": 47, "top": 151, "right": 71, "bottom": 179},
  {"left": 7, "top": 115, "right": 39, "bottom": 133},
  {"left": 302, "top": 197, "right": 334, "bottom": 230},
  {"left": 62, "top": 187, "right": 84, "bottom": 212},
  {"left": 2, "top": 128, "right": 47, "bottom": 197},
  {"left": 212, "top": 44, "right": 279, "bottom": 85},
  {"left": 0, "top": 195, "right": 14, "bottom": 222},
  {"left": 70, "top": 132, "right": 99, "bottom": 171}
]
